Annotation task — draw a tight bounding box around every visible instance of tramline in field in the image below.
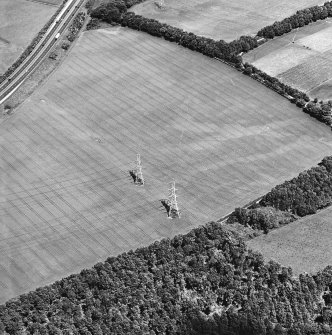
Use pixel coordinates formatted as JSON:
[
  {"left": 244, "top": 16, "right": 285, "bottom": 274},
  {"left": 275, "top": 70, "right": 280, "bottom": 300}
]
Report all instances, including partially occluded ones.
[{"left": 1, "top": 27, "right": 332, "bottom": 303}]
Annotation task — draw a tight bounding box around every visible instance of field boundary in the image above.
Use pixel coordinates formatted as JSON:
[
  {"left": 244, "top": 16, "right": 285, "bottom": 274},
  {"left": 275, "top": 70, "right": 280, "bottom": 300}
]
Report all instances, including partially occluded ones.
[
  {"left": 89, "top": 3, "right": 332, "bottom": 126},
  {"left": 226, "top": 156, "right": 332, "bottom": 235},
  {"left": 257, "top": 2, "right": 332, "bottom": 40}
]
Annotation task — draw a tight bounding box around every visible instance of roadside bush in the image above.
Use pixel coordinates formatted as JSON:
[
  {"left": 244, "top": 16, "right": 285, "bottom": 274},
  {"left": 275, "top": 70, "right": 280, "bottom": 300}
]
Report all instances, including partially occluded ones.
[
  {"left": 61, "top": 41, "right": 70, "bottom": 50},
  {"left": 0, "top": 0, "right": 69, "bottom": 83},
  {"left": 48, "top": 51, "right": 58, "bottom": 60},
  {"left": 67, "top": 12, "right": 86, "bottom": 42},
  {"left": 3, "top": 104, "right": 12, "bottom": 115}
]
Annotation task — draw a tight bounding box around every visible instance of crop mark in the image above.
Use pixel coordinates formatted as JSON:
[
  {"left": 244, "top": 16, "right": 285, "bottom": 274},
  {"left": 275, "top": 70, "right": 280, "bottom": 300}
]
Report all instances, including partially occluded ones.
[
  {"left": 1, "top": 28, "right": 332, "bottom": 303},
  {"left": 0, "top": 36, "right": 10, "bottom": 45}
]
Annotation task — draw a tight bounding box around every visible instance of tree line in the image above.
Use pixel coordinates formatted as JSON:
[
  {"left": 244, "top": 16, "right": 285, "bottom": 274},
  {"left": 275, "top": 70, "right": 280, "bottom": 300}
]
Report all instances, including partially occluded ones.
[
  {"left": 257, "top": 2, "right": 332, "bottom": 39},
  {"left": 1, "top": 4, "right": 332, "bottom": 335},
  {"left": 242, "top": 63, "right": 309, "bottom": 101},
  {"left": 303, "top": 100, "right": 332, "bottom": 125},
  {"left": 0, "top": 222, "right": 332, "bottom": 334},
  {"left": 230, "top": 156, "right": 332, "bottom": 233},
  {"left": 90, "top": 5, "right": 258, "bottom": 64},
  {"left": 260, "top": 156, "right": 332, "bottom": 216},
  {"left": 90, "top": 3, "right": 321, "bottom": 120}
]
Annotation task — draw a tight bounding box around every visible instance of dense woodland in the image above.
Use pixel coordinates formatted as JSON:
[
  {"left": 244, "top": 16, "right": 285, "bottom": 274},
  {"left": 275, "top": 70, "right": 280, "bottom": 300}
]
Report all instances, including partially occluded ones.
[
  {"left": 230, "top": 156, "right": 332, "bottom": 233},
  {"left": 0, "top": 222, "right": 332, "bottom": 335},
  {"left": 2, "top": 3, "right": 332, "bottom": 335},
  {"left": 257, "top": 2, "right": 332, "bottom": 39}
]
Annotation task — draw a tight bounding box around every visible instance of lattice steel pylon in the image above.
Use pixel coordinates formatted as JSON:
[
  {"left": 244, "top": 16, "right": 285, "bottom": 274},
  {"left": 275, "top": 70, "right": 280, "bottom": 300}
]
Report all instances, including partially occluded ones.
[
  {"left": 135, "top": 154, "right": 144, "bottom": 185},
  {"left": 168, "top": 180, "right": 180, "bottom": 218}
]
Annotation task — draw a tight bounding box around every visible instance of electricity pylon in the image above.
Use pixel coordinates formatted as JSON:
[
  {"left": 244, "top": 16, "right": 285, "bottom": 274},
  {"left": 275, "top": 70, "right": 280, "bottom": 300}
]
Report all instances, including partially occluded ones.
[
  {"left": 168, "top": 179, "right": 180, "bottom": 218},
  {"left": 135, "top": 154, "right": 144, "bottom": 185}
]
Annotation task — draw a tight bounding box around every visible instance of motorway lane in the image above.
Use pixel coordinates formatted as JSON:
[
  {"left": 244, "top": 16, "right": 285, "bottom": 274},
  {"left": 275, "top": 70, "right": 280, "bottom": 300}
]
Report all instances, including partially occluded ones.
[{"left": 0, "top": 0, "right": 84, "bottom": 104}]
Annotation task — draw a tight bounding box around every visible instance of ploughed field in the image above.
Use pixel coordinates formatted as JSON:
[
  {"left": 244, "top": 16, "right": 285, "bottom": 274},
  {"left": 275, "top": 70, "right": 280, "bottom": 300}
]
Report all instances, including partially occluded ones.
[
  {"left": 1, "top": 27, "right": 332, "bottom": 303},
  {"left": 132, "top": 0, "right": 321, "bottom": 41},
  {"left": 244, "top": 18, "right": 332, "bottom": 101},
  {"left": 247, "top": 206, "right": 332, "bottom": 275},
  {"left": 0, "top": 0, "right": 61, "bottom": 74}
]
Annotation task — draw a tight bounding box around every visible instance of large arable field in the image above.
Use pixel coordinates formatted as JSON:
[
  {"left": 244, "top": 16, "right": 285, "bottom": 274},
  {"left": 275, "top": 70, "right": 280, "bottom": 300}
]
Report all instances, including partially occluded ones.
[
  {"left": 247, "top": 206, "right": 332, "bottom": 275},
  {"left": 1, "top": 27, "right": 332, "bottom": 303},
  {"left": 132, "top": 0, "right": 322, "bottom": 41},
  {"left": 244, "top": 18, "right": 332, "bottom": 101},
  {"left": 0, "top": 0, "right": 61, "bottom": 74}
]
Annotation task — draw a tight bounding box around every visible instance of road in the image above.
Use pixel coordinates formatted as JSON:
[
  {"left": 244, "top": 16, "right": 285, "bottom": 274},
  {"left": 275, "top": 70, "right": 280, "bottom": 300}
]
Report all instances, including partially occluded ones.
[{"left": 0, "top": 0, "right": 85, "bottom": 105}]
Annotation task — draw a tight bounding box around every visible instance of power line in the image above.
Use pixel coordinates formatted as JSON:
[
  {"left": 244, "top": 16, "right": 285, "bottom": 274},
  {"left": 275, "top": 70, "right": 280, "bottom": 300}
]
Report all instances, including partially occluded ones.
[
  {"left": 168, "top": 179, "right": 180, "bottom": 219},
  {"left": 135, "top": 153, "right": 144, "bottom": 185}
]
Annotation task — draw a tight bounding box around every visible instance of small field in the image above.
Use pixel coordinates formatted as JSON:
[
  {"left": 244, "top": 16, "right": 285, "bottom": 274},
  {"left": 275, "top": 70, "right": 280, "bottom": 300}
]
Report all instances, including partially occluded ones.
[
  {"left": 0, "top": 0, "right": 61, "bottom": 74},
  {"left": 244, "top": 18, "right": 332, "bottom": 101},
  {"left": 1, "top": 27, "right": 332, "bottom": 303},
  {"left": 247, "top": 206, "right": 332, "bottom": 275},
  {"left": 132, "top": 0, "right": 322, "bottom": 41}
]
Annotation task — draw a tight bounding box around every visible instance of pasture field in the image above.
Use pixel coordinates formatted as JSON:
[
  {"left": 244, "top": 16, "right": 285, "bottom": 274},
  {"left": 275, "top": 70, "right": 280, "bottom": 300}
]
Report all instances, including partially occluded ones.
[
  {"left": 1, "top": 27, "right": 332, "bottom": 303},
  {"left": 0, "top": 0, "right": 60, "bottom": 74},
  {"left": 244, "top": 18, "right": 332, "bottom": 101},
  {"left": 247, "top": 206, "right": 332, "bottom": 275},
  {"left": 132, "top": 0, "right": 322, "bottom": 41}
]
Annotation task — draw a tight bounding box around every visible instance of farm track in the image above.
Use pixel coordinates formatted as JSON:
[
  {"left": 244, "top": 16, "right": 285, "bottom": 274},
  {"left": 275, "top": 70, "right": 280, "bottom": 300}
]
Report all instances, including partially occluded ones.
[{"left": 1, "top": 28, "right": 332, "bottom": 303}]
